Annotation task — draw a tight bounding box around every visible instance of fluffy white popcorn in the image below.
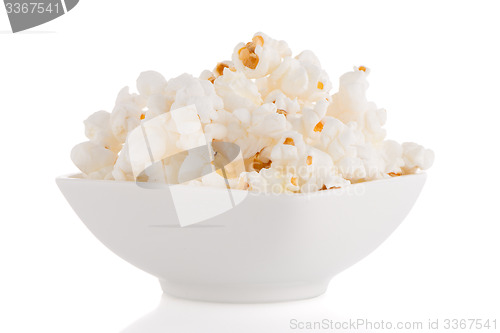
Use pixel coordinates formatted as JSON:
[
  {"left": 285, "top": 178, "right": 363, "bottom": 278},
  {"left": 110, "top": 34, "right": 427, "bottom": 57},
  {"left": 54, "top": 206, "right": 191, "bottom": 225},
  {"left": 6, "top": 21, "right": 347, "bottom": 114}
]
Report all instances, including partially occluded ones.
[
  {"left": 199, "top": 69, "right": 215, "bottom": 82},
  {"left": 71, "top": 32, "right": 433, "bottom": 194},
  {"left": 214, "top": 69, "right": 262, "bottom": 112},
  {"left": 381, "top": 140, "right": 405, "bottom": 175},
  {"left": 165, "top": 73, "right": 224, "bottom": 124},
  {"left": 319, "top": 117, "right": 366, "bottom": 181},
  {"left": 260, "top": 50, "right": 331, "bottom": 103},
  {"left": 328, "top": 66, "right": 386, "bottom": 143},
  {"left": 208, "top": 102, "right": 288, "bottom": 159},
  {"left": 136, "top": 71, "right": 167, "bottom": 97},
  {"left": 248, "top": 103, "right": 288, "bottom": 138},
  {"left": 287, "top": 99, "right": 328, "bottom": 140},
  {"left": 232, "top": 32, "right": 291, "bottom": 79},
  {"left": 142, "top": 152, "right": 188, "bottom": 184},
  {"left": 401, "top": 142, "right": 435, "bottom": 174},
  {"left": 246, "top": 167, "right": 300, "bottom": 194},
  {"left": 126, "top": 105, "right": 207, "bottom": 179},
  {"left": 71, "top": 141, "right": 117, "bottom": 177},
  {"left": 110, "top": 87, "right": 145, "bottom": 143},
  {"left": 84, "top": 111, "right": 122, "bottom": 153},
  {"left": 145, "top": 93, "right": 171, "bottom": 120},
  {"left": 299, "top": 147, "right": 350, "bottom": 193},
  {"left": 356, "top": 143, "right": 388, "bottom": 180},
  {"left": 112, "top": 142, "right": 134, "bottom": 181},
  {"left": 256, "top": 141, "right": 348, "bottom": 193},
  {"left": 176, "top": 147, "right": 213, "bottom": 184},
  {"left": 263, "top": 90, "right": 301, "bottom": 116}
]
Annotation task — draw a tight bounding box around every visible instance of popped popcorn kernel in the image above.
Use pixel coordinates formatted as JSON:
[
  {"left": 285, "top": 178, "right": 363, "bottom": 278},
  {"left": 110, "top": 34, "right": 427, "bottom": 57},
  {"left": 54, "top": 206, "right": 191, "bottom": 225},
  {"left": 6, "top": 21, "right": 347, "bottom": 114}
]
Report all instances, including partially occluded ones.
[{"left": 238, "top": 46, "right": 260, "bottom": 69}]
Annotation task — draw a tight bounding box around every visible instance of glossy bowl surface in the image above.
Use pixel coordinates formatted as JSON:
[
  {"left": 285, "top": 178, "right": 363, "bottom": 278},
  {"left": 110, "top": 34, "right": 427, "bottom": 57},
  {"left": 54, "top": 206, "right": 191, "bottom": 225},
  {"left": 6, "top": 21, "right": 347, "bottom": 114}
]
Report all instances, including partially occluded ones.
[{"left": 56, "top": 173, "right": 427, "bottom": 303}]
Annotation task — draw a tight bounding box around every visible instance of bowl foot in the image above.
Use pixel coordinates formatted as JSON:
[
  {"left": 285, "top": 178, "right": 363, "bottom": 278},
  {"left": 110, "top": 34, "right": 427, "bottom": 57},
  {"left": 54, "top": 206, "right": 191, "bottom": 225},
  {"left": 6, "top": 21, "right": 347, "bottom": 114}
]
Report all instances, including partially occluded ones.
[{"left": 159, "top": 279, "right": 329, "bottom": 303}]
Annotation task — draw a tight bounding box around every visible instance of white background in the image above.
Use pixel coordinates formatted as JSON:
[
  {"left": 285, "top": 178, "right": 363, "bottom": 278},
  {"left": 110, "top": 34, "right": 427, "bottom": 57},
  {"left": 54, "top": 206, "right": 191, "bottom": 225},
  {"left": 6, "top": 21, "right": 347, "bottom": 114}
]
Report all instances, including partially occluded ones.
[{"left": 1, "top": 1, "right": 499, "bottom": 332}]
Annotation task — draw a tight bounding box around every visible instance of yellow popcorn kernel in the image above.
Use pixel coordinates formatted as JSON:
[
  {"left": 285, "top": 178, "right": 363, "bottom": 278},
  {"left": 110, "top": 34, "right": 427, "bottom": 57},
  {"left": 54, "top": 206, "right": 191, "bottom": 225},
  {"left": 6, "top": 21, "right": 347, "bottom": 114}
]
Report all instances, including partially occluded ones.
[
  {"left": 208, "top": 76, "right": 216, "bottom": 84},
  {"left": 140, "top": 113, "right": 145, "bottom": 120},
  {"left": 215, "top": 63, "right": 229, "bottom": 76},
  {"left": 313, "top": 121, "right": 324, "bottom": 132},
  {"left": 291, "top": 177, "right": 297, "bottom": 186},
  {"left": 358, "top": 66, "right": 367, "bottom": 72},
  {"left": 238, "top": 36, "right": 264, "bottom": 70},
  {"left": 253, "top": 35, "right": 264, "bottom": 47},
  {"left": 283, "top": 137, "right": 295, "bottom": 145},
  {"left": 251, "top": 152, "right": 272, "bottom": 172},
  {"left": 276, "top": 109, "right": 287, "bottom": 116},
  {"left": 239, "top": 48, "right": 259, "bottom": 69},
  {"left": 306, "top": 156, "right": 312, "bottom": 165},
  {"left": 388, "top": 172, "right": 402, "bottom": 177},
  {"left": 317, "top": 81, "right": 324, "bottom": 90}
]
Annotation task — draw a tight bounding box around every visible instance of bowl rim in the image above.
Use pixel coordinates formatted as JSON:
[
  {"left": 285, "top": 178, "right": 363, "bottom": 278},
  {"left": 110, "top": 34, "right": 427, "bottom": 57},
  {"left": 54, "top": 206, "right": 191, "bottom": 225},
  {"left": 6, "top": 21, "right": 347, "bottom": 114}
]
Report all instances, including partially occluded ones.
[{"left": 56, "top": 172, "right": 427, "bottom": 198}]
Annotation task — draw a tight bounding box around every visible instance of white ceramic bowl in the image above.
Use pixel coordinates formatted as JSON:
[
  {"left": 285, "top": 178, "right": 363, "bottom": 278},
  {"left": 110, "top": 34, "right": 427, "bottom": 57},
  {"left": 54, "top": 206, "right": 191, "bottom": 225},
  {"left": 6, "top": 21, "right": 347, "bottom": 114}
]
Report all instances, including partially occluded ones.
[{"left": 56, "top": 173, "right": 427, "bottom": 303}]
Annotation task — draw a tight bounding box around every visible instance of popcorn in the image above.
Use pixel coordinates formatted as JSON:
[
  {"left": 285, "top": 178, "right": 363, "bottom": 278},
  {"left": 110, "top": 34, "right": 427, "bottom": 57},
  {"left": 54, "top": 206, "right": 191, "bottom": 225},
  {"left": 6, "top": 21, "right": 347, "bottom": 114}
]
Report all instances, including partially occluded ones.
[
  {"left": 299, "top": 148, "right": 350, "bottom": 193},
  {"left": 136, "top": 71, "right": 167, "bottom": 97},
  {"left": 248, "top": 103, "right": 288, "bottom": 139},
  {"left": 71, "top": 141, "right": 117, "bottom": 177},
  {"left": 381, "top": 140, "right": 405, "bottom": 175},
  {"left": 208, "top": 103, "right": 287, "bottom": 159},
  {"left": 288, "top": 99, "right": 328, "bottom": 140},
  {"left": 214, "top": 69, "right": 262, "bottom": 112},
  {"left": 71, "top": 32, "right": 434, "bottom": 193},
  {"left": 401, "top": 142, "right": 435, "bottom": 174},
  {"left": 112, "top": 142, "right": 134, "bottom": 181},
  {"left": 213, "top": 61, "right": 235, "bottom": 78},
  {"left": 328, "top": 67, "right": 386, "bottom": 143},
  {"left": 127, "top": 105, "right": 207, "bottom": 179},
  {"left": 263, "top": 90, "right": 301, "bottom": 116},
  {"left": 232, "top": 32, "right": 291, "bottom": 79},
  {"left": 166, "top": 73, "right": 224, "bottom": 124},
  {"left": 259, "top": 50, "right": 332, "bottom": 104},
  {"left": 110, "top": 87, "right": 145, "bottom": 143},
  {"left": 246, "top": 167, "right": 300, "bottom": 194},
  {"left": 84, "top": 111, "right": 122, "bottom": 153}
]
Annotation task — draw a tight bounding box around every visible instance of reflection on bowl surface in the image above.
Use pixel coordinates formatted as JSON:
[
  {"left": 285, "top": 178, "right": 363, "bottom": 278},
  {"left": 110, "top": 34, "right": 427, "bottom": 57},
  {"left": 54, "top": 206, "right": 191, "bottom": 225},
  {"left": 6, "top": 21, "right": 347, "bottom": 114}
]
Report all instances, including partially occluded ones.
[{"left": 56, "top": 173, "right": 427, "bottom": 303}]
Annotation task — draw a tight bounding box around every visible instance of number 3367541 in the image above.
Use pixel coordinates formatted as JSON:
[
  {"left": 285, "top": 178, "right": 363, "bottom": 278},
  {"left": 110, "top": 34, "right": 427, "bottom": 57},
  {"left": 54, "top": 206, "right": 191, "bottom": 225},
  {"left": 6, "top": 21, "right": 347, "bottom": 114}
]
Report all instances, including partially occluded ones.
[{"left": 5, "top": 2, "right": 60, "bottom": 14}]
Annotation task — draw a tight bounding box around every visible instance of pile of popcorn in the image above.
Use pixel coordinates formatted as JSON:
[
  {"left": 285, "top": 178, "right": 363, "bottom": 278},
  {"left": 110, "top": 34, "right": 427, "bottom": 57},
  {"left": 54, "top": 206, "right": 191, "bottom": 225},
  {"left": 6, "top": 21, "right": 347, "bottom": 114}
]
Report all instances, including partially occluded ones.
[{"left": 71, "top": 32, "right": 434, "bottom": 194}]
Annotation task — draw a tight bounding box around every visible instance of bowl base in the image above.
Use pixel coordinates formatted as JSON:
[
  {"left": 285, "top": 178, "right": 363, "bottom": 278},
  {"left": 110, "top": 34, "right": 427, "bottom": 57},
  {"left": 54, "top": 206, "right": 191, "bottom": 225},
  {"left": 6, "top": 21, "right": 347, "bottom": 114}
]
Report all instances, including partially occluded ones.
[{"left": 159, "top": 279, "right": 329, "bottom": 303}]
